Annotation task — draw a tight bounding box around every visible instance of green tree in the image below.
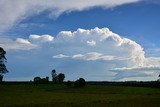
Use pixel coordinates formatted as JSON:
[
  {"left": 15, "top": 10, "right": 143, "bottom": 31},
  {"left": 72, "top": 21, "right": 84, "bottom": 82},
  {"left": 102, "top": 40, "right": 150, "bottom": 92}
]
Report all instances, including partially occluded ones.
[
  {"left": 57, "top": 73, "right": 65, "bottom": 83},
  {"left": 51, "top": 69, "right": 57, "bottom": 83},
  {"left": 74, "top": 78, "right": 86, "bottom": 88},
  {"left": 0, "top": 47, "right": 8, "bottom": 82}
]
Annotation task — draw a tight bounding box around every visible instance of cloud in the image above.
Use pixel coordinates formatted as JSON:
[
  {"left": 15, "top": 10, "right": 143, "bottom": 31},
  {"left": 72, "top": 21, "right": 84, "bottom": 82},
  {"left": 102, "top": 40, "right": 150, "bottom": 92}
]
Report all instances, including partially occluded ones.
[
  {"left": 87, "top": 40, "right": 96, "bottom": 46},
  {"left": 111, "top": 66, "right": 160, "bottom": 71},
  {"left": 29, "top": 34, "right": 54, "bottom": 43},
  {"left": 16, "top": 38, "right": 31, "bottom": 44},
  {"left": 55, "top": 27, "right": 146, "bottom": 67},
  {"left": 0, "top": 37, "right": 37, "bottom": 50},
  {"left": 53, "top": 52, "right": 115, "bottom": 61},
  {"left": 53, "top": 54, "right": 69, "bottom": 58},
  {"left": 0, "top": 0, "right": 141, "bottom": 33},
  {"left": 72, "top": 52, "right": 104, "bottom": 61},
  {"left": 0, "top": 34, "right": 54, "bottom": 50},
  {"left": 110, "top": 66, "right": 160, "bottom": 80},
  {"left": 72, "top": 52, "right": 115, "bottom": 61},
  {"left": 1, "top": 27, "right": 160, "bottom": 81}
]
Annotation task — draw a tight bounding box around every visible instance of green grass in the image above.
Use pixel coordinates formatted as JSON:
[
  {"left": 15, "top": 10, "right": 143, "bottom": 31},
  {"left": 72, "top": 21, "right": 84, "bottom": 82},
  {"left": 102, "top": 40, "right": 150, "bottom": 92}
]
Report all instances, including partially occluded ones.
[{"left": 0, "top": 84, "right": 160, "bottom": 107}]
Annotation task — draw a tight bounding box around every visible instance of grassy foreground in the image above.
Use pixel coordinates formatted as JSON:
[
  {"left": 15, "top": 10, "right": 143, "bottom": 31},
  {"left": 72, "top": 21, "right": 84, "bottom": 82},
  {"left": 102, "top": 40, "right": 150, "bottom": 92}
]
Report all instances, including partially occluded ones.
[{"left": 0, "top": 83, "right": 160, "bottom": 107}]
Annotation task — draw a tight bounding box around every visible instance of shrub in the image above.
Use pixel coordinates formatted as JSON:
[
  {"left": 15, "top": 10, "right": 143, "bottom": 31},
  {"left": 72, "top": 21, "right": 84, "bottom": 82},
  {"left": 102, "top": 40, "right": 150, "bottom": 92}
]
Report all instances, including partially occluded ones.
[
  {"left": 74, "top": 78, "right": 86, "bottom": 88},
  {"left": 66, "top": 80, "right": 72, "bottom": 86},
  {"left": 34, "top": 77, "right": 41, "bottom": 82},
  {"left": 57, "top": 73, "right": 65, "bottom": 83}
]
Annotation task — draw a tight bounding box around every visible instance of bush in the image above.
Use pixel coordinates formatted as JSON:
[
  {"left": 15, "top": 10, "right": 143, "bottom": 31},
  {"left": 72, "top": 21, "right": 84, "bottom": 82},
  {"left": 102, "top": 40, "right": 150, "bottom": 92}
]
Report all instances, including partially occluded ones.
[
  {"left": 74, "top": 78, "right": 86, "bottom": 88},
  {"left": 57, "top": 73, "right": 65, "bottom": 83},
  {"left": 33, "top": 76, "right": 49, "bottom": 83},
  {"left": 66, "top": 80, "right": 72, "bottom": 86},
  {"left": 34, "top": 77, "right": 41, "bottom": 82}
]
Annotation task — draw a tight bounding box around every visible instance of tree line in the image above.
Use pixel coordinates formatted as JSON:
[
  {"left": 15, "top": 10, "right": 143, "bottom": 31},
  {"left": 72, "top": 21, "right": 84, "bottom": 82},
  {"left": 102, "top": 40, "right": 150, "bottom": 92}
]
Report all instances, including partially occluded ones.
[{"left": 33, "top": 69, "right": 86, "bottom": 88}]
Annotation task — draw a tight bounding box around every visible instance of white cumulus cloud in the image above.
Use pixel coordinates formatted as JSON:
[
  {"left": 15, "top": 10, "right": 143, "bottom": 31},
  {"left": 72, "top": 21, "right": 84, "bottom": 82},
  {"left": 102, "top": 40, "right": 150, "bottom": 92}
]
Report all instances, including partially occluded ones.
[
  {"left": 16, "top": 38, "right": 31, "bottom": 44},
  {"left": 29, "top": 34, "right": 54, "bottom": 43},
  {"left": 0, "top": 37, "right": 37, "bottom": 50}
]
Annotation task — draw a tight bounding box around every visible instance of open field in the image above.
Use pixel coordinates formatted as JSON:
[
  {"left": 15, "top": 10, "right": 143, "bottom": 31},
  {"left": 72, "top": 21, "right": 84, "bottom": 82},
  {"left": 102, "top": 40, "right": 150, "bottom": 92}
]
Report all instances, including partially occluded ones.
[{"left": 0, "top": 83, "right": 160, "bottom": 107}]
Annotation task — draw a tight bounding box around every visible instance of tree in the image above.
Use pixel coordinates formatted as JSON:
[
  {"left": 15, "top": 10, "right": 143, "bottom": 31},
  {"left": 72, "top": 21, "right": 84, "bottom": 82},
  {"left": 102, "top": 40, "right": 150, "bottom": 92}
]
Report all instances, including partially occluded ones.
[
  {"left": 158, "top": 74, "right": 160, "bottom": 81},
  {"left": 51, "top": 69, "right": 57, "bottom": 83},
  {"left": 66, "top": 80, "right": 72, "bottom": 86},
  {"left": 57, "top": 73, "right": 65, "bottom": 83},
  {"left": 0, "top": 47, "right": 8, "bottom": 82},
  {"left": 74, "top": 78, "right": 86, "bottom": 88},
  {"left": 33, "top": 76, "right": 49, "bottom": 83},
  {"left": 34, "top": 77, "right": 41, "bottom": 82},
  {"left": 51, "top": 69, "right": 65, "bottom": 83}
]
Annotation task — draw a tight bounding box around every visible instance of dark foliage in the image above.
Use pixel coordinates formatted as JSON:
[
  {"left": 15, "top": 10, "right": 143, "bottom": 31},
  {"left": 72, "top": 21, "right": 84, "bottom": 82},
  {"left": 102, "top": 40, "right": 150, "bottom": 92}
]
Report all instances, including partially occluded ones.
[
  {"left": 66, "top": 80, "right": 72, "bottom": 86},
  {"left": 0, "top": 47, "right": 8, "bottom": 82},
  {"left": 46, "top": 76, "right": 49, "bottom": 81},
  {"left": 1, "top": 81, "right": 160, "bottom": 88},
  {"left": 51, "top": 69, "right": 57, "bottom": 83},
  {"left": 34, "top": 77, "right": 41, "bottom": 82},
  {"left": 0, "top": 64, "right": 8, "bottom": 74},
  {"left": 0, "top": 47, "right": 6, "bottom": 60},
  {"left": 51, "top": 69, "right": 65, "bottom": 83},
  {"left": 33, "top": 76, "right": 49, "bottom": 83},
  {"left": 87, "top": 81, "right": 160, "bottom": 88},
  {"left": 57, "top": 73, "right": 65, "bottom": 83},
  {"left": 0, "top": 75, "right": 3, "bottom": 83},
  {"left": 74, "top": 78, "right": 86, "bottom": 88}
]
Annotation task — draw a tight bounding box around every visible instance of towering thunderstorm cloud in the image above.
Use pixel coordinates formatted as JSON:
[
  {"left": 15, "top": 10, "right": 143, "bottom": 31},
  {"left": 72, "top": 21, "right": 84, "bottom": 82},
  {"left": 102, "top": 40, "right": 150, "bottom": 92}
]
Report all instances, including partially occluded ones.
[{"left": 0, "top": 27, "right": 160, "bottom": 81}]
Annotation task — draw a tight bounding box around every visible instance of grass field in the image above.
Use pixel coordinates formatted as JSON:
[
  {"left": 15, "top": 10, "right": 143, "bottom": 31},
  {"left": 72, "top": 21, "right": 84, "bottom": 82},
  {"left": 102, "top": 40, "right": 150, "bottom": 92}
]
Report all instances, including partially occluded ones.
[{"left": 0, "top": 83, "right": 160, "bottom": 107}]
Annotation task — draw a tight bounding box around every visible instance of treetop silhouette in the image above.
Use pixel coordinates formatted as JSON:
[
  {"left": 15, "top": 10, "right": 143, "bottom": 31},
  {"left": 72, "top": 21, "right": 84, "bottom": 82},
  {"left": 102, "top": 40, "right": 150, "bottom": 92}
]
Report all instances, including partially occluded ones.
[{"left": 0, "top": 47, "right": 8, "bottom": 82}]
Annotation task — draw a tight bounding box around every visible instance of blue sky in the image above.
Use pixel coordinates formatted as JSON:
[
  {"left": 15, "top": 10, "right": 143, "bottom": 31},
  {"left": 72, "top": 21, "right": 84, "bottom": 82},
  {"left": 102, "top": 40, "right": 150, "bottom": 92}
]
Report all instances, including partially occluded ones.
[{"left": 0, "top": 0, "right": 160, "bottom": 81}]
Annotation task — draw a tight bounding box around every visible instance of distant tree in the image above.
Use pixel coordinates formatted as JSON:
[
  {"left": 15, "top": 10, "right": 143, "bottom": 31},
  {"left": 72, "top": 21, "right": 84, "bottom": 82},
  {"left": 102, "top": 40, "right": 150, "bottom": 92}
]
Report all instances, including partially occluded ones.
[
  {"left": 41, "top": 77, "right": 49, "bottom": 83},
  {"left": 158, "top": 74, "right": 160, "bottom": 81},
  {"left": 57, "top": 73, "right": 65, "bottom": 83},
  {"left": 74, "top": 78, "right": 86, "bottom": 88},
  {"left": 66, "top": 80, "right": 72, "bottom": 86},
  {"left": 46, "top": 76, "right": 49, "bottom": 81},
  {"left": 0, "top": 47, "right": 8, "bottom": 82},
  {"left": 51, "top": 69, "right": 57, "bottom": 83},
  {"left": 34, "top": 77, "right": 41, "bottom": 82},
  {"left": 34, "top": 76, "right": 49, "bottom": 83}
]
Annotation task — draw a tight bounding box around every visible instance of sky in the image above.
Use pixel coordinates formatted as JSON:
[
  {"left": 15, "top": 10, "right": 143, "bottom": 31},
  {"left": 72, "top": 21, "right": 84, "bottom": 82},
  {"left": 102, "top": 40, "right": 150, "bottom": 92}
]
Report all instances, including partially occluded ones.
[{"left": 0, "top": 0, "right": 160, "bottom": 81}]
